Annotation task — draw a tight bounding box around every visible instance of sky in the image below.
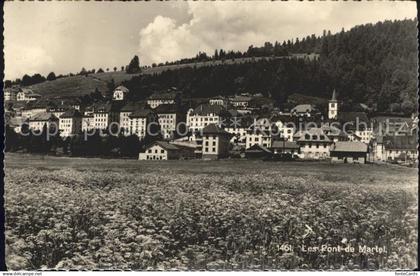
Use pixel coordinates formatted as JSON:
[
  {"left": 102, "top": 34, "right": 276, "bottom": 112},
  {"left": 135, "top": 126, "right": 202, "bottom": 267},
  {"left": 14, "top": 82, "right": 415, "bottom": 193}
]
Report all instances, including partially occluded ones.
[{"left": 4, "top": 1, "right": 416, "bottom": 80}]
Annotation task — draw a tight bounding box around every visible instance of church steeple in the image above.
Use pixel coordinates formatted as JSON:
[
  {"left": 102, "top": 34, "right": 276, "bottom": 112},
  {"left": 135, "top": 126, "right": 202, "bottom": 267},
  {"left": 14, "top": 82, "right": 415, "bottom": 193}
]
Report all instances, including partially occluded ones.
[
  {"left": 328, "top": 89, "right": 338, "bottom": 120},
  {"left": 331, "top": 89, "right": 337, "bottom": 101}
]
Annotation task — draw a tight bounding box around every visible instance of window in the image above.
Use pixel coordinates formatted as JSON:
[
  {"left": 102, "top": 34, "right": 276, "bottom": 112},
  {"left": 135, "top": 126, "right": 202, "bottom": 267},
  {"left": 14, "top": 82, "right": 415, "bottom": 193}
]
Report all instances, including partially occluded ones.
[
  {"left": 213, "top": 141, "right": 216, "bottom": 146},
  {"left": 319, "top": 135, "right": 325, "bottom": 140},
  {"left": 155, "top": 149, "right": 158, "bottom": 154},
  {"left": 161, "top": 149, "right": 164, "bottom": 154},
  {"left": 205, "top": 147, "right": 208, "bottom": 152},
  {"left": 312, "top": 135, "right": 317, "bottom": 140},
  {"left": 212, "top": 147, "right": 216, "bottom": 152},
  {"left": 316, "top": 144, "right": 319, "bottom": 149},
  {"left": 305, "top": 134, "right": 310, "bottom": 140}
]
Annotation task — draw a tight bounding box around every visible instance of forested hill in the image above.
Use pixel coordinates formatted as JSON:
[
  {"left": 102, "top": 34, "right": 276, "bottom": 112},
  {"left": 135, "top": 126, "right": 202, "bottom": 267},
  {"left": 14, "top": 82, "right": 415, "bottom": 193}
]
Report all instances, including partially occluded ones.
[{"left": 122, "top": 19, "right": 417, "bottom": 114}]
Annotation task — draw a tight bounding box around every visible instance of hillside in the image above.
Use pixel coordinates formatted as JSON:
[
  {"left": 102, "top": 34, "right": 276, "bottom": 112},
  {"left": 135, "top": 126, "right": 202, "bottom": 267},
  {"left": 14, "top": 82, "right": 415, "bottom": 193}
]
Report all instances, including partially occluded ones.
[{"left": 27, "top": 56, "right": 290, "bottom": 99}]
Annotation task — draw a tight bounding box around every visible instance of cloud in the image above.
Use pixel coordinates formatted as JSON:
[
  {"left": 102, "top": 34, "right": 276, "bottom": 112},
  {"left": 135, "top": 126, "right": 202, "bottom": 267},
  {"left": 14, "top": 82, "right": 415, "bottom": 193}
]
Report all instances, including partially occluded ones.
[
  {"left": 138, "top": 1, "right": 416, "bottom": 65},
  {"left": 5, "top": 44, "right": 54, "bottom": 79}
]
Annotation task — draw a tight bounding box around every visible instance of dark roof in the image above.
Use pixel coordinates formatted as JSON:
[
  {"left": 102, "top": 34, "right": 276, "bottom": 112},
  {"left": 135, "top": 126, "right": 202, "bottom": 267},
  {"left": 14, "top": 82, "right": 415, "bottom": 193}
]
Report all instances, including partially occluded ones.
[
  {"left": 155, "top": 104, "right": 179, "bottom": 114},
  {"left": 114, "top": 85, "right": 129, "bottom": 93},
  {"left": 190, "top": 104, "right": 227, "bottom": 116},
  {"left": 295, "top": 128, "right": 331, "bottom": 143},
  {"left": 331, "top": 141, "right": 368, "bottom": 153},
  {"left": 338, "top": 112, "right": 369, "bottom": 124},
  {"left": 29, "top": 112, "right": 58, "bottom": 122},
  {"left": 147, "top": 91, "right": 178, "bottom": 101},
  {"left": 120, "top": 101, "right": 146, "bottom": 112},
  {"left": 271, "top": 141, "right": 300, "bottom": 149},
  {"left": 245, "top": 144, "right": 272, "bottom": 154},
  {"left": 202, "top": 124, "right": 231, "bottom": 136},
  {"left": 129, "top": 108, "right": 154, "bottom": 118},
  {"left": 291, "top": 104, "right": 316, "bottom": 113},
  {"left": 384, "top": 135, "right": 417, "bottom": 150},
  {"left": 151, "top": 141, "right": 180, "bottom": 151},
  {"left": 60, "top": 109, "right": 83, "bottom": 118}
]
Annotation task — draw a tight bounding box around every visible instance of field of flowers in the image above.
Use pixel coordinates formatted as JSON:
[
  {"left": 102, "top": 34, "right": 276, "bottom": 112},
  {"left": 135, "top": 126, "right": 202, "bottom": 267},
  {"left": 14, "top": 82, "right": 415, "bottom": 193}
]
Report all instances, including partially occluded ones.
[{"left": 4, "top": 154, "right": 418, "bottom": 270}]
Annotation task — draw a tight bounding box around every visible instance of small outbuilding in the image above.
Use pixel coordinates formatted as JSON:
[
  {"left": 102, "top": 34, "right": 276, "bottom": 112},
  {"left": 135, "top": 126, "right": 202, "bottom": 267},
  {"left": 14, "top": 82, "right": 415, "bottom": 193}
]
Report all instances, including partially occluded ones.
[
  {"left": 330, "top": 141, "right": 368, "bottom": 164},
  {"left": 245, "top": 144, "right": 273, "bottom": 159}
]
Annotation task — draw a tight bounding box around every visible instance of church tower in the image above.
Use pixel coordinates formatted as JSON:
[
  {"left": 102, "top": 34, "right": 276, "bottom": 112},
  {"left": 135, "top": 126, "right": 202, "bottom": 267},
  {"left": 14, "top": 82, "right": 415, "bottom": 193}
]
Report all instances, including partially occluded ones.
[{"left": 328, "top": 89, "right": 338, "bottom": 120}]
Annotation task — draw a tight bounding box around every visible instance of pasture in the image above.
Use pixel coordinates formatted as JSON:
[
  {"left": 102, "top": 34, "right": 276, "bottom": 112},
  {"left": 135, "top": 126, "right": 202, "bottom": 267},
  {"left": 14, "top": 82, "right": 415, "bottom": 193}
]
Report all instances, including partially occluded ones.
[{"left": 4, "top": 154, "right": 418, "bottom": 270}]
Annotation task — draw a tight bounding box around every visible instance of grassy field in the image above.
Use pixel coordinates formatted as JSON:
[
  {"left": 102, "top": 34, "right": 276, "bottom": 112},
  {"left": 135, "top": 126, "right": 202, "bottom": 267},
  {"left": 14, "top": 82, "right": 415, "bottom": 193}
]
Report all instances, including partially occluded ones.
[{"left": 4, "top": 153, "right": 418, "bottom": 270}]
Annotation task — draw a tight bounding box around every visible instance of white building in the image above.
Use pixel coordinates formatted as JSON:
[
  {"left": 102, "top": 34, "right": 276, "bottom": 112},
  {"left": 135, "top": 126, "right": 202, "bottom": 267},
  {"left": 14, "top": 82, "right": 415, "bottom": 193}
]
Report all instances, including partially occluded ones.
[
  {"left": 139, "top": 141, "right": 195, "bottom": 160},
  {"left": 202, "top": 124, "right": 232, "bottom": 160},
  {"left": 294, "top": 128, "right": 332, "bottom": 159},
  {"left": 93, "top": 102, "right": 119, "bottom": 130},
  {"left": 59, "top": 109, "right": 83, "bottom": 137},
  {"left": 4, "top": 87, "right": 18, "bottom": 101},
  {"left": 354, "top": 128, "right": 373, "bottom": 144},
  {"left": 155, "top": 104, "right": 182, "bottom": 140},
  {"left": 186, "top": 104, "right": 228, "bottom": 134},
  {"left": 147, "top": 91, "right": 179, "bottom": 109},
  {"left": 209, "top": 96, "right": 228, "bottom": 106},
  {"left": 113, "top": 86, "right": 129, "bottom": 101},
  {"left": 328, "top": 89, "right": 338, "bottom": 120},
  {"left": 82, "top": 115, "right": 94, "bottom": 132},
  {"left": 229, "top": 95, "right": 252, "bottom": 108},
  {"left": 16, "top": 89, "right": 41, "bottom": 102},
  {"left": 28, "top": 112, "right": 59, "bottom": 133},
  {"left": 119, "top": 102, "right": 145, "bottom": 136},
  {"left": 128, "top": 109, "right": 159, "bottom": 140}
]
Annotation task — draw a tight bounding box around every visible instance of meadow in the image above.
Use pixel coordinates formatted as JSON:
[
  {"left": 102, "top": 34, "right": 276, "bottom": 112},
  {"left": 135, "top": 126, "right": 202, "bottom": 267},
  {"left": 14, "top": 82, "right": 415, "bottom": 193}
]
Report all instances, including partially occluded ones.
[{"left": 4, "top": 154, "right": 418, "bottom": 270}]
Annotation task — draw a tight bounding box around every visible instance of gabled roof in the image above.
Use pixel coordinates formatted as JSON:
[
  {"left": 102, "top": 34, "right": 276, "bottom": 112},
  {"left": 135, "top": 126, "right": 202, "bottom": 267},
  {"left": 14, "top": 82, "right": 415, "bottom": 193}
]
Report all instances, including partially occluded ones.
[
  {"left": 330, "top": 89, "right": 337, "bottom": 101},
  {"left": 147, "top": 91, "right": 179, "bottom": 101},
  {"left": 129, "top": 108, "right": 154, "bottom": 118},
  {"left": 230, "top": 95, "right": 252, "bottom": 102},
  {"left": 60, "top": 109, "right": 83, "bottom": 118},
  {"left": 271, "top": 141, "right": 300, "bottom": 149},
  {"left": 190, "top": 104, "right": 227, "bottom": 116},
  {"left": 202, "top": 124, "right": 231, "bottom": 136},
  {"left": 152, "top": 141, "right": 180, "bottom": 151},
  {"left": 245, "top": 144, "right": 272, "bottom": 154},
  {"left": 291, "top": 104, "right": 316, "bottom": 114},
  {"left": 114, "top": 86, "right": 129, "bottom": 93},
  {"left": 120, "top": 101, "right": 146, "bottom": 112},
  {"left": 331, "top": 141, "right": 368, "bottom": 153},
  {"left": 155, "top": 104, "right": 178, "bottom": 114},
  {"left": 29, "top": 112, "right": 58, "bottom": 122},
  {"left": 338, "top": 112, "right": 369, "bottom": 124},
  {"left": 296, "top": 128, "right": 331, "bottom": 142}
]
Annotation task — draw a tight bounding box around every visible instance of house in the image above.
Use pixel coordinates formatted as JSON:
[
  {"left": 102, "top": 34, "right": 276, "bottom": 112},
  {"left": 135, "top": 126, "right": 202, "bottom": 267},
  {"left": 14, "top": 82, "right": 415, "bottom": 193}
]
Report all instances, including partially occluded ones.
[
  {"left": 330, "top": 141, "right": 368, "bottom": 164},
  {"left": 320, "top": 124, "right": 348, "bottom": 143},
  {"left": 294, "top": 128, "right": 332, "bottom": 159},
  {"left": 147, "top": 90, "right": 180, "bottom": 109},
  {"left": 229, "top": 95, "right": 252, "bottom": 109},
  {"left": 119, "top": 101, "right": 146, "bottom": 136},
  {"left": 337, "top": 112, "right": 369, "bottom": 133},
  {"left": 48, "top": 102, "right": 73, "bottom": 118},
  {"left": 328, "top": 89, "right": 338, "bottom": 120},
  {"left": 209, "top": 96, "right": 228, "bottom": 106},
  {"left": 28, "top": 112, "right": 59, "bottom": 133},
  {"left": 93, "top": 102, "right": 120, "bottom": 130},
  {"left": 272, "top": 116, "right": 295, "bottom": 142},
  {"left": 224, "top": 115, "right": 253, "bottom": 146},
  {"left": 128, "top": 108, "right": 159, "bottom": 140},
  {"left": 139, "top": 141, "right": 194, "bottom": 160},
  {"left": 354, "top": 129, "right": 373, "bottom": 144},
  {"left": 202, "top": 124, "right": 232, "bottom": 159},
  {"left": 113, "top": 85, "right": 129, "bottom": 101},
  {"left": 186, "top": 104, "right": 230, "bottom": 134},
  {"left": 155, "top": 104, "right": 184, "bottom": 139},
  {"left": 59, "top": 109, "right": 83, "bottom": 137},
  {"left": 81, "top": 114, "right": 94, "bottom": 132},
  {"left": 21, "top": 100, "right": 49, "bottom": 119},
  {"left": 245, "top": 118, "right": 277, "bottom": 149},
  {"left": 245, "top": 144, "right": 273, "bottom": 159},
  {"left": 291, "top": 104, "right": 318, "bottom": 117},
  {"left": 17, "top": 89, "right": 41, "bottom": 102},
  {"left": 271, "top": 140, "right": 300, "bottom": 156},
  {"left": 371, "top": 115, "right": 415, "bottom": 137},
  {"left": 4, "top": 87, "right": 18, "bottom": 101},
  {"left": 382, "top": 135, "right": 417, "bottom": 162}
]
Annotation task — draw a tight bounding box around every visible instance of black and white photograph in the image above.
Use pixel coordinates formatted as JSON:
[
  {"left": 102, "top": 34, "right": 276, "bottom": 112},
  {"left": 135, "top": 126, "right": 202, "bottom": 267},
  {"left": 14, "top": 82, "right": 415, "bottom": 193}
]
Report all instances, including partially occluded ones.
[{"left": 2, "top": 1, "right": 418, "bottom": 272}]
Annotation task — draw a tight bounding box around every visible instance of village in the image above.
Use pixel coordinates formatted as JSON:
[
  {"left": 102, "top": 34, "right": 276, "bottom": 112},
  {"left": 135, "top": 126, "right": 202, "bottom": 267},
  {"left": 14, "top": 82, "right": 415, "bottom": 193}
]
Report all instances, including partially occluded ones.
[{"left": 4, "top": 84, "right": 418, "bottom": 165}]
